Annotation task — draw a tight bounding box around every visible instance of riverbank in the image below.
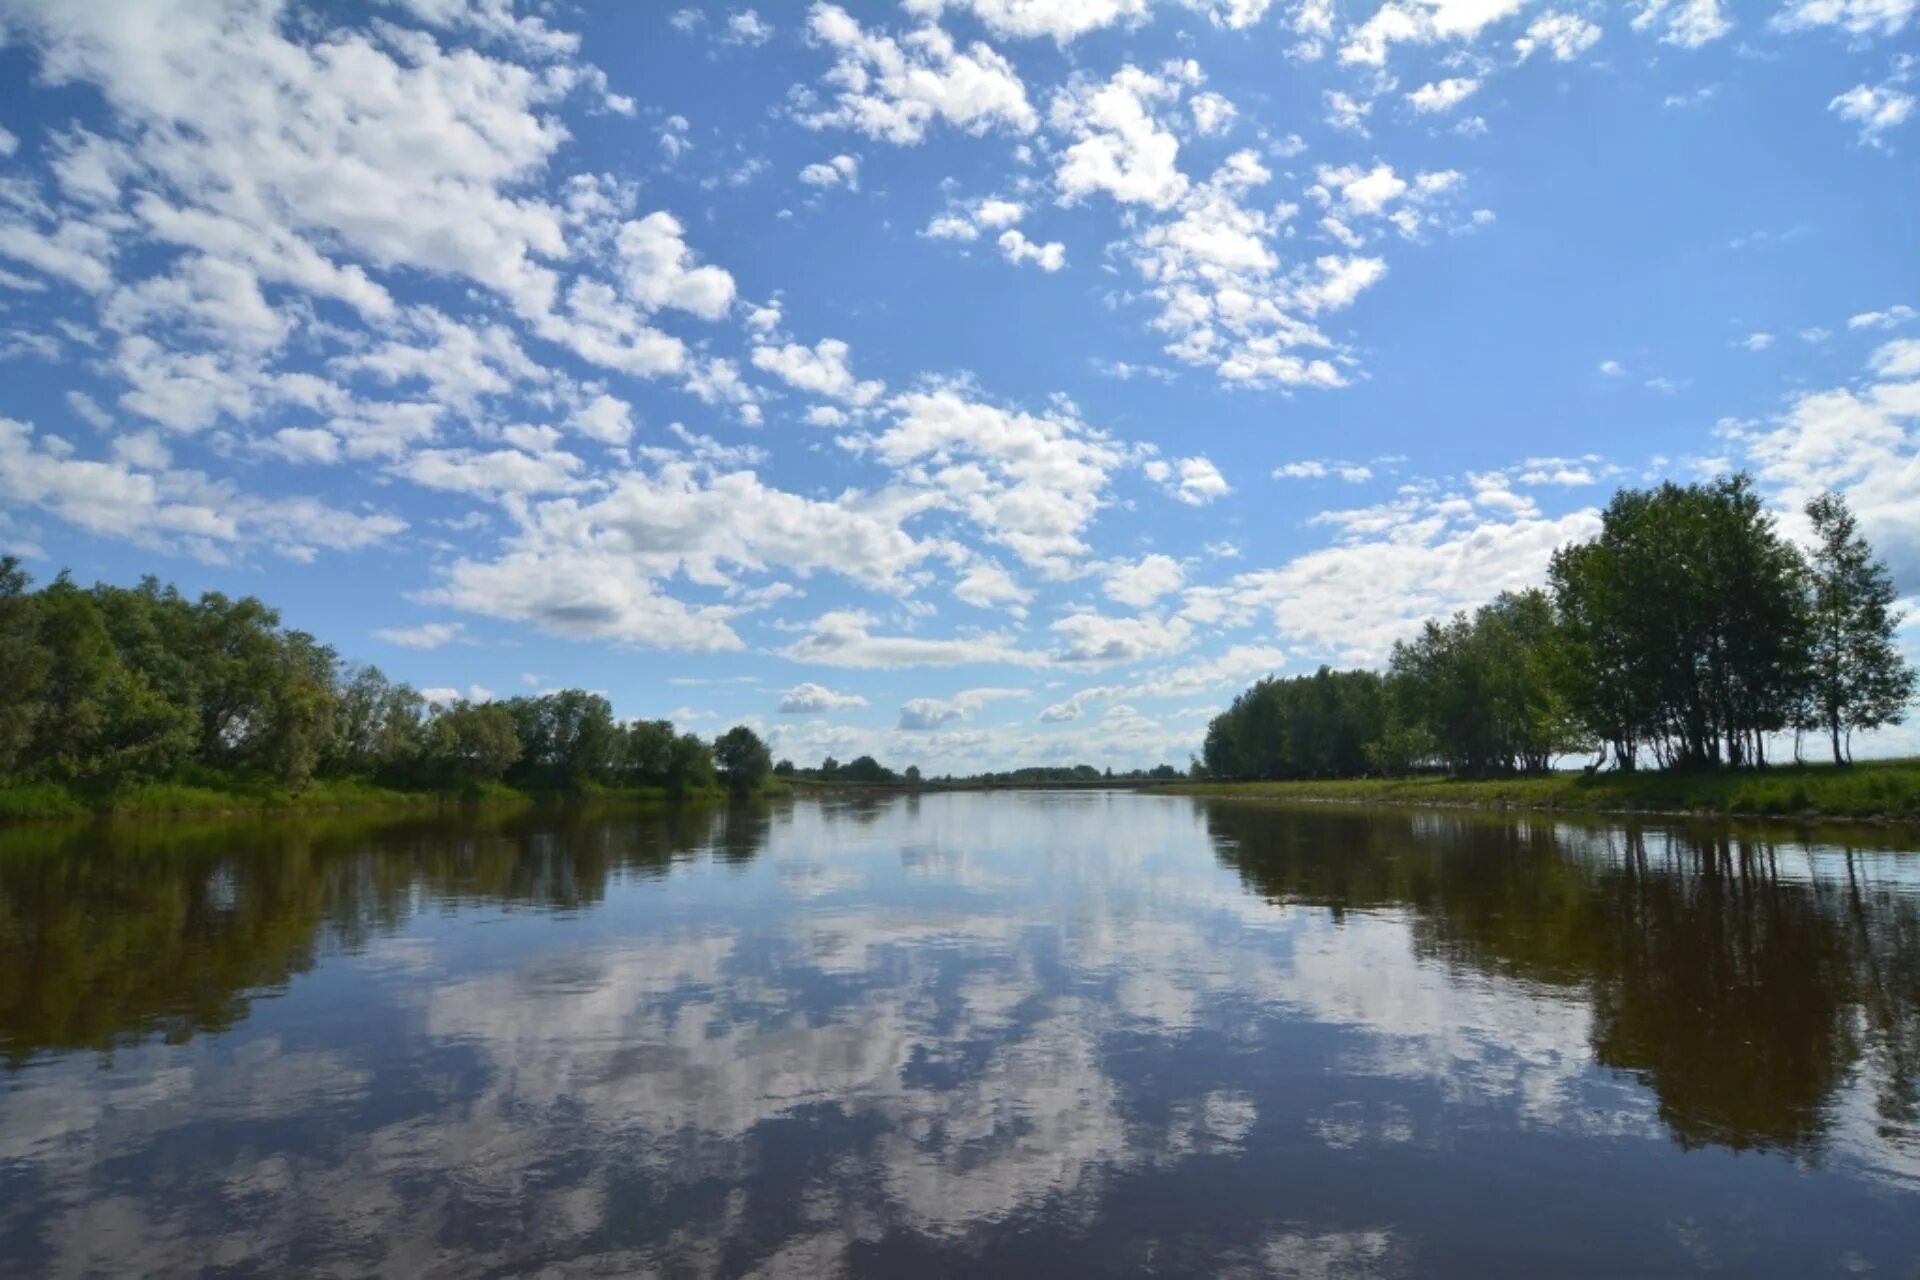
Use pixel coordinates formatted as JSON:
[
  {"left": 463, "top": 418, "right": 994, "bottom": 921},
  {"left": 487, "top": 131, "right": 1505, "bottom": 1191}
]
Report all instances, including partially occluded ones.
[
  {"left": 1157, "top": 757, "right": 1920, "bottom": 824},
  {"left": 0, "top": 772, "right": 776, "bottom": 822}
]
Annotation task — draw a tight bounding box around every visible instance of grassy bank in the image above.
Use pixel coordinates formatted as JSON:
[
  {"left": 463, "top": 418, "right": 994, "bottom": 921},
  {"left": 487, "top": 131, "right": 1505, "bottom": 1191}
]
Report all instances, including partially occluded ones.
[
  {"left": 0, "top": 771, "right": 761, "bottom": 822},
  {"left": 1158, "top": 757, "right": 1920, "bottom": 824}
]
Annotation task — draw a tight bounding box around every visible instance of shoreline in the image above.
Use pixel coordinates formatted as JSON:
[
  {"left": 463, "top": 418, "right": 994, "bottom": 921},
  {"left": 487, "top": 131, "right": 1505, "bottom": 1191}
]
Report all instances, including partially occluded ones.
[
  {"left": 0, "top": 776, "right": 777, "bottom": 824},
  {"left": 1152, "top": 759, "right": 1920, "bottom": 828}
]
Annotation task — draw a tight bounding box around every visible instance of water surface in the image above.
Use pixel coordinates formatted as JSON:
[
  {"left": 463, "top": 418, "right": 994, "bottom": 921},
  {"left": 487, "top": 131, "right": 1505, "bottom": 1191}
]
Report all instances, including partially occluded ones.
[{"left": 2, "top": 793, "right": 1917, "bottom": 1276}]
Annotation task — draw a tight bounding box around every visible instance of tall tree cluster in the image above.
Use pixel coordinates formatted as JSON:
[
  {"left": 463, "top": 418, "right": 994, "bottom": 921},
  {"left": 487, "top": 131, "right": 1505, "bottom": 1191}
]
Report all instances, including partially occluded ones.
[
  {"left": 0, "top": 560, "right": 759, "bottom": 796},
  {"left": 1203, "top": 481, "right": 1915, "bottom": 779}
]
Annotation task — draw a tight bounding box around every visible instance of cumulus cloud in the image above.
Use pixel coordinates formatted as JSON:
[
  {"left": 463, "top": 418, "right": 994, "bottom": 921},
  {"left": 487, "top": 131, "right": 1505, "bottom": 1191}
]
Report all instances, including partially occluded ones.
[
  {"left": 799, "top": 154, "right": 860, "bottom": 189},
  {"left": 903, "top": 0, "right": 1151, "bottom": 42},
  {"left": 779, "top": 682, "right": 871, "bottom": 713},
  {"left": 1341, "top": 0, "right": 1530, "bottom": 66},
  {"left": 997, "top": 229, "right": 1067, "bottom": 271},
  {"left": 1050, "top": 610, "right": 1192, "bottom": 666},
  {"left": 781, "top": 609, "right": 1047, "bottom": 668},
  {"left": 897, "top": 686, "right": 1025, "bottom": 729},
  {"left": 1514, "top": 11, "right": 1603, "bottom": 60},
  {"left": 372, "top": 621, "right": 466, "bottom": 649},
  {"left": 797, "top": 3, "right": 1038, "bottom": 144},
  {"left": 752, "top": 337, "right": 886, "bottom": 404},
  {"left": 1772, "top": 0, "right": 1915, "bottom": 38},
  {"left": 1727, "top": 342, "right": 1920, "bottom": 588},
  {"left": 1184, "top": 491, "right": 1604, "bottom": 662},
  {"left": 1406, "top": 78, "right": 1481, "bottom": 114},
  {"left": 1050, "top": 63, "right": 1196, "bottom": 211},
  {"left": 1829, "top": 82, "right": 1915, "bottom": 148},
  {"left": 1144, "top": 455, "right": 1232, "bottom": 506},
  {"left": 1630, "top": 0, "right": 1732, "bottom": 48},
  {"left": 855, "top": 386, "right": 1126, "bottom": 575},
  {"left": 1850, "top": 304, "right": 1916, "bottom": 330}
]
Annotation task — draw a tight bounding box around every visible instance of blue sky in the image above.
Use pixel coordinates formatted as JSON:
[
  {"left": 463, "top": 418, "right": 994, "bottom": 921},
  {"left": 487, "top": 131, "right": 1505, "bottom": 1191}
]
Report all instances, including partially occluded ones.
[{"left": 1, "top": 0, "right": 1916, "bottom": 771}]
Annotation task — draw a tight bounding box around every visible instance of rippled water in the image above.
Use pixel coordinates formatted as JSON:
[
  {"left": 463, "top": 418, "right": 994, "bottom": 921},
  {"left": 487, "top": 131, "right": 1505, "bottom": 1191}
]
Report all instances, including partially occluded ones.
[{"left": 1, "top": 792, "right": 1917, "bottom": 1276}]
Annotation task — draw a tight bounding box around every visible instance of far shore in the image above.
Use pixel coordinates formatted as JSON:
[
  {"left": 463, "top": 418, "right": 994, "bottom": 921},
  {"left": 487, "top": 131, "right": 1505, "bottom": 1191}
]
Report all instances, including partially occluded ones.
[{"left": 1153, "top": 757, "right": 1920, "bottom": 826}]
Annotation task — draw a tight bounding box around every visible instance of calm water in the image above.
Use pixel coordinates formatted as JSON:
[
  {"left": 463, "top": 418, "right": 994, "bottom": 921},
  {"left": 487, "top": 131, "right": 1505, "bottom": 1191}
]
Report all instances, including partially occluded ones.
[{"left": 1, "top": 794, "right": 1917, "bottom": 1277}]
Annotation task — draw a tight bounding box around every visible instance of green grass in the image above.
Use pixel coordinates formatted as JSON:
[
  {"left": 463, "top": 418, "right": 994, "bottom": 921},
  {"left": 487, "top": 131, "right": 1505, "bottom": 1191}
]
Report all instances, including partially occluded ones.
[
  {"left": 1157, "top": 756, "right": 1920, "bottom": 823},
  {"left": 0, "top": 770, "right": 758, "bottom": 823}
]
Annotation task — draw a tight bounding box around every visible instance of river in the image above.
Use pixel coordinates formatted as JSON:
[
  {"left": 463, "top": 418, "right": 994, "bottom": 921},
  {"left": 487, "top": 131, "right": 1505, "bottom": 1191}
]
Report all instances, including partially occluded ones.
[{"left": 1, "top": 792, "right": 1916, "bottom": 1275}]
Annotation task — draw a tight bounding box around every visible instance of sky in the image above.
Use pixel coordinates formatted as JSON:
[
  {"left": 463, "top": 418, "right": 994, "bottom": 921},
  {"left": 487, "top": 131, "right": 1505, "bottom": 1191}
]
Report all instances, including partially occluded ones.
[{"left": 0, "top": 0, "right": 1917, "bottom": 773}]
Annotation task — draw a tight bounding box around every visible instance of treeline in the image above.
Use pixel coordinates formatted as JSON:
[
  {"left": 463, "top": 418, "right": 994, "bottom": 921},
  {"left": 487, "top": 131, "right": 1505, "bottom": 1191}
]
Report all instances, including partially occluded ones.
[
  {"left": 773, "top": 756, "right": 1185, "bottom": 786},
  {"left": 0, "top": 559, "right": 775, "bottom": 797},
  {"left": 1204, "top": 479, "right": 1915, "bottom": 779}
]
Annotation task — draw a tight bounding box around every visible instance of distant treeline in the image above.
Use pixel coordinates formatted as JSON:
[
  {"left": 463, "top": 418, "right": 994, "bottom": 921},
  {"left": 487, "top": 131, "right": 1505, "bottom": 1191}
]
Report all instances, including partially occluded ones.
[
  {"left": 774, "top": 756, "right": 1184, "bottom": 785},
  {"left": 0, "top": 558, "right": 775, "bottom": 796},
  {"left": 1203, "top": 478, "right": 1916, "bottom": 779}
]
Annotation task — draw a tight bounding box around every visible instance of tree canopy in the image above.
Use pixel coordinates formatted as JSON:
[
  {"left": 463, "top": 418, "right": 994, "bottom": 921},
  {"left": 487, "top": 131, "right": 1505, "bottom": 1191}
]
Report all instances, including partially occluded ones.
[{"left": 1202, "top": 480, "right": 1913, "bottom": 779}]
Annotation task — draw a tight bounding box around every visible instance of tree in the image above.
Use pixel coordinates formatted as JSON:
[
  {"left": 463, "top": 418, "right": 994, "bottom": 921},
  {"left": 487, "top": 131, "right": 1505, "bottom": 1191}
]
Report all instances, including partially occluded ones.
[
  {"left": 904, "top": 764, "right": 923, "bottom": 784},
  {"left": 0, "top": 557, "right": 49, "bottom": 778},
  {"left": 1548, "top": 476, "right": 1810, "bottom": 770},
  {"left": 713, "top": 725, "right": 772, "bottom": 794},
  {"left": 664, "top": 732, "right": 716, "bottom": 794},
  {"left": 422, "top": 701, "right": 520, "bottom": 786},
  {"left": 1803, "top": 493, "right": 1917, "bottom": 763}
]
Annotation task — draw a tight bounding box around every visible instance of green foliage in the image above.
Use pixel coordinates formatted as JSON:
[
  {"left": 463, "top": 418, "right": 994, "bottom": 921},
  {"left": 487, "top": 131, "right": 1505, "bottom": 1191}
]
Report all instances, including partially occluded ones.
[
  {"left": 1803, "top": 492, "right": 1916, "bottom": 764},
  {"left": 1206, "top": 475, "right": 1914, "bottom": 782},
  {"left": 1549, "top": 475, "right": 1817, "bottom": 771},
  {"left": 421, "top": 701, "right": 521, "bottom": 787},
  {"left": 0, "top": 564, "right": 764, "bottom": 814},
  {"left": 1202, "top": 666, "right": 1386, "bottom": 780},
  {"left": 713, "top": 725, "right": 772, "bottom": 794},
  {"left": 1164, "top": 756, "right": 1920, "bottom": 822}
]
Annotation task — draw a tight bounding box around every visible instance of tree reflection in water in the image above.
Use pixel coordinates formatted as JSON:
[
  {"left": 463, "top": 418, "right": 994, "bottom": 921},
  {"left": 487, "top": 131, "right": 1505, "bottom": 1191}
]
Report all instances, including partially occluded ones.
[{"left": 1207, "top": 804, "right": 1920, "bottom": 1162}]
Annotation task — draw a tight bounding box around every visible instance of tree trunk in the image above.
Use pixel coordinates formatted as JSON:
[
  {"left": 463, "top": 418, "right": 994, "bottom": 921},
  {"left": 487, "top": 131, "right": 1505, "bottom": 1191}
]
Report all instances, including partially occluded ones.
[{"left": 1830, "top": 718, "right": 1844, "bottom": 767}]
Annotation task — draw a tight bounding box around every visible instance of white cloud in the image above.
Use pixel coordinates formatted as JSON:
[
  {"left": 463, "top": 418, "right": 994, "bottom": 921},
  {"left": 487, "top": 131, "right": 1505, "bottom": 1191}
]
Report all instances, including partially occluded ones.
[
  {"left": 897, "top": 686, "right": 1025, "bottom": 729},
  {"left": 1274, "top": 459, "right": 1374, "bottom": 483},
  {"left": 1341, "top": 0, "right": 1529, "bottom": 66},
  {"left": 1850, "top": 304, "right": 1916, "bottom": 329},
  {"left": 396, "top": 446, "right": 584, "bottom": 497},
  {"left": 0, "top": 415, "right": 404, "bottom": 562},
  {"left": 1407, "top": 78, "right": 1481, "bottom": 114},
  {"left": 568, "top": 393, "right": 636, "bottom": 445},
  {"left": 1190, "top": 91, "right": 1238, "bottom": 136},
  {"left": 798, "top": 3, "right": 1038, "bottom": 144},
  {"left": 1729, "top": 345, "right": 1920, "bottom": 588},
  {"left": 1122, "top": 150, "right": 1361, "bottom": 388},
  {"left": 1830, "top": 82, "right": 1915, "bottom": 147},
  {"left": 781, "top": 609, "right": 1046, "bottom": 667},
  {"left": 615, "top": 212, "right": 737, "bottom": 321},
  {"left": 779, "top": 682, "right": 871, "bottom": 713},
  {"left": 952, "top": 558, "right": 1034, "bottom": 611},
  {"left": 373, "top": 621, "right": 466, "bottom": 649},
  {"left": 658, "top": 115, "right": 692, "bottom": 162},
  {"left": 858, "top": 386, "right": 1125, "bottom": 574},
  {"left": 752, "top": 337, "right": 886, "bottom": 404},
  {"left": 722, "top": 9, "right": 775, "bottom": 45},
  {"left": 1772, "top": 0, "right": 1917, "bottom": 38},
  {"left": 1179, "top": 0, "right": 1277, "bottom": 28},
  {"left": 1514, "top": 11, "right": 1603, "bottom": 60},
  {"left": 1631, "top": 0, "right": 1732, "bottom": 48},
  {"left": 997, "top": 229, "right": 1067, "bottom": 271},
  {"left": 1103, "top": 553, "right": 1186, "bottom": 607},
  {"left": 1050, "top": 610, "right": 1193, "bottom": 666},
  {"left": 799, "top": 154, "right": 861, "bottom": 189},
  {"left": 1323, "top": 90, "right": 1373, "bottom": 135},
  {"left": 1050, "top": 64, "right": 1194, "bottom": 210},
  {"left": 1189, "top": 493, "right": 1603, "bottom": 662},
  {"left": 903, "top": 0, "right": 1151, "bottom": 42},
  {"left": 1145, "top": 455, "right": 1232, "bottom": 506},
  {"left": 1599, "top": 359, "right": 1625, "bottom": 376},
  {"left": 1742, "top": 332, "right": 1776, "bottom": 351}
]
